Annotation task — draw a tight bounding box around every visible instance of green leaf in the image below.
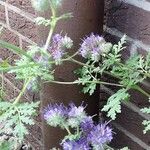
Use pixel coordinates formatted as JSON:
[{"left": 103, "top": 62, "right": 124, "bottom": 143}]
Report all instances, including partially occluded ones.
[
  {"left": 8, "top": 45, "right": 54, "bottom": 88},
  {"left": 82, "top": 82, "right": 96, "bottom": 95},
  {"left": 0, "top": 101, "right": 40, "bottom": 141},
  {"left": 75, "top": 61, "right": 98, "bottom": 95},
  {"left": 35, "top": 17, "right": 51, "bottom": 26},
  {"left": 141, "top": 104, "right": 150, "bottom": 134},
  {"left": 0, "top": 59, "right": 10, "bottom": 68},
  {"left": 0, "top": 26, "right": 3, "bottom": 35},
  {"left": 142, "top": 120, "right": 150, "bottom": 134},
  {"left": 102, "top": 89, "right": 129, "bottom": 120},
  {"left": 0, "top": 141, "right": 11, "bottom": 150},
  {"left": 0, "top": 40, "right": 32, "bottom": 60},
  {"left": 141, "top": 107, "right": 150, "bottom": 114},
  {"left": 120, "top": 147, "right": 130, "bottom": 150}
]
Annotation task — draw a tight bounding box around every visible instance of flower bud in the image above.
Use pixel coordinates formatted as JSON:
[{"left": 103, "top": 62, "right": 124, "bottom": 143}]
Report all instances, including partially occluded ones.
[
  {"left": 101, "top": 42, "right": 112, "bottom": 54},
  {"left": 31, "top": 0, "right": 49, "bottom": 12},
  {"left": 50, "top": 0, "right": 62, "bottom": 9}
]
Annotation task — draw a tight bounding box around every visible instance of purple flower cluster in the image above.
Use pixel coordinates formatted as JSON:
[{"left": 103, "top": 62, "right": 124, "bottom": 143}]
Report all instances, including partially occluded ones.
[
  {"left": 88, "top": 123, "right": 113, "bottom": 148},
  {"left": 43, "top": 103, "right": 113, "bottom": 150},
  {"left": 62, "top": 138, "right": 90, "bottom": 150},
  {"left": 62, "top": 122, "right": 112, "bottom": 150},
  {"left": 80, "top": 116, "right": 94, "bottom": 132},
  {"left": 67, "top": 103, "right": 87, "bottom": 128},
  {"left": 79, "top": 33, "right": 112, "bottom": 61},
  {"left": 48, "top": 34, "right": 73, "bottom": 62},
  {"left": 43, "top": 103, "right": 67, "bottom": 127}
]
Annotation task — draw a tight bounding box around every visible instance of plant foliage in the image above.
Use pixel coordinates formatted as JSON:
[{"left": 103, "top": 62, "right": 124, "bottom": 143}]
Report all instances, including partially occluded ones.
[
  {"left": 0, "top": 101, "right": 40, "bottom": 141},
  {"left": 0, "top": 0, "right": 149, "bottom": 149},
  {"left": 102, "top": 89, "right": 129, "bottom": 120}
]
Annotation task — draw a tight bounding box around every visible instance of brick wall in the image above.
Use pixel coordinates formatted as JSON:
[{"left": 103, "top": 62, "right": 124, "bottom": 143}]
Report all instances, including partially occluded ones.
[
  {"left": 104, "top": 0, "right": 150, "bottom": 149},
  {"left": 0, "top": 1, "right": 42, "bottom": 149}
]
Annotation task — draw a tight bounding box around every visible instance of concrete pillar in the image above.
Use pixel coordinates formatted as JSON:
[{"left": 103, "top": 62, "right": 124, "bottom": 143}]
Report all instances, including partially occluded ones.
[{"left": 39, "top": 0, "right": 104, "bottom": 149}]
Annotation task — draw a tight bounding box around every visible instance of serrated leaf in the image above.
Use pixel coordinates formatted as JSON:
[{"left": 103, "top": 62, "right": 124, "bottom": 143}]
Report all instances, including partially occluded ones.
[
  {"left": 102, "top": 89, "right": 129, "bottom": 120},
  {"left": 120, "top": 147, "right": 130, "bottom": 150},
  {"left": 0, "top": 101, "right": 40, "bottom": 142},
  {"left": 141, "top": 107, "right": 150, "bottom": 114},
  {"left": 142, "top": 120, "right": 150, "bottom": 134},
  {"left": 35, "top": 17, "right": 51, "bottom": 26}
]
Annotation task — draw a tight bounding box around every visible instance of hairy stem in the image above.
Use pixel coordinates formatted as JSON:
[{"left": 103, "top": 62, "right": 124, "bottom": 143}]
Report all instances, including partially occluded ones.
[
  {"left": 70, "top": 58, "right": 91, "bottom": 67},
  {"left": 0, "top": 72, "right": 4, "bottom": 98},
  {"left": 48, "top": 80, "right": 123, "bottom": 87},
  {"left": 44, "top": 21, "right": 56, "bottom": 51},
  {"left": 44, "top": 2, "right": 57, "bottom": 51},
  {"left": 62, "top": 123, "right": 71, "bottom": 135},
  {"left": 133, "top": 85, "right": 150, "bottom": 98},
  {"left": 13, "top": 78, "right": 31, "bottom": 105},
  {"left": 76, "top": 126, "right": 80, "bottom": 135}
]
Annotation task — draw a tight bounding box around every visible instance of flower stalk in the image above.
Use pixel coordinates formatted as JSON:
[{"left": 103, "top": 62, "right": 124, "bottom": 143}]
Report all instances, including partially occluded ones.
[{"left": 13, "top": 78, "right": 32, "bottom": 105}]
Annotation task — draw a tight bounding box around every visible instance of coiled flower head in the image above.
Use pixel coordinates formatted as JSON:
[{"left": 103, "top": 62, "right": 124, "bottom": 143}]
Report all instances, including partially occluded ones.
[
  {"left": 79, "top": 33, "right": 112, "bottom": 61},
  {"left": 80, "top": 116, "right": 94, "bottom": 132},
  {"left": 48, "top": 34, "right": 73, "bottom": 63},
  {"left": 88, "top": 123, "right": 113, "bottom": 148},
  {"left": 62, "top": 138, "right": 90, "bottom": 150},
  {"left": 67, "top": 103, "right": 87, "bottom": 128},
  {"left": 31, "top": 0, "right": 63, "bottom": 11},
  {"left": 43, "top": 103, "right": 67, "bottom": 128}
]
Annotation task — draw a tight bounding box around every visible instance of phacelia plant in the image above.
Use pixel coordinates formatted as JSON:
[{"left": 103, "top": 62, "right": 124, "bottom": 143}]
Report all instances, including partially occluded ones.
[{"left": 0, "top": 0, "right": 149, "bottom": 149}]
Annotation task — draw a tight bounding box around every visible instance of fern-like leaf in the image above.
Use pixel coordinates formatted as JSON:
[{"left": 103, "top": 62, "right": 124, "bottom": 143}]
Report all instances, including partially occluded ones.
[
  {"left": 141, "top": 104, "right": 150, "bottom": 134},
  {"left": 102, "top": 89, "right": 129, "bottom": 120},
  {"left": 0, "top": 101, "right": 40, "bottom": 141}
]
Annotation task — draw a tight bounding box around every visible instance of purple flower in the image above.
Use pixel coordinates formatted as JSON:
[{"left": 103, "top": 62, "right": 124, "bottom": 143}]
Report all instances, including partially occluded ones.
[
  {"left": 68, "top": 103, "right": 86, "bottom": 118},
  {"left": 67, "top": 103, "right": 87, "bottom": 127},
  {"left": 79, "top": 33, "right": 105, "bottom": 61},
  {"left": 53, "top": 34, "right": 63, "bottom": 43},
  {"left": 61, "top": 35, "right": 73, "bottom": 49},
  {"left": 62, "top": 138, "right": 90, "bottom": 150},
  {"left": 48, "top": 34, "right": 73, "bottom": 62},
  {"left": 80, "top": 116, "right": 94, "bottom": 132},
  {"left": 43, "top": 103, "right": 67, "bottom": 128},
  {"left": 88, "top": 123, "right": 113, "bottom": 147}
]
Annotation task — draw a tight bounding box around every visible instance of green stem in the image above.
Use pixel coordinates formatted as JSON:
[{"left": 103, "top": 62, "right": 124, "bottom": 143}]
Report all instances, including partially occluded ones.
[
  {"left": 44, "top": 2, "right": 57, "bottom": 51},
  {"left": 104, "top": 145, "right": 114, "bottom": 150},
  {"left": 70, "top": 58, "right": 123, "bottom": 80},
  {"left": 144, "top": 73, "right": 150, "bottom": 78},
  {"left": 133, "top": 85, "right": 150, "bottom": 98},
  {"left": 0, "top": 52, "right": 79, "bottom": 73},
  {"left": 48, "top": 80, "right": 123, "bottom": 87},
  {"left": 107, "top": 55, "right": 150, "bottom": 79},
  {"left": 0, "top": 63, "right": 39, "bottom": 72},
  {"left": 44, "top": 21, "right": 56, "bottom": 51},
  {"left": 14, "top": 106, "right": 24, "bottom": 140},
  {"left": 76, "top": 126, "right": 80, "bottom": 135},
  {"left": 67, "top": 57, "right": 150, "bottom": 99},
  {"left": 13, "top": 78, "right": 31, "bottom": 105},
  {"left": 70, "top": 58, "right": 91, "bottom": 68},
  {"left": 65, "top": 51, "right": 79, "bottom": 60},
  {"left": 63, "top": 123, "right": 71, "bottom": 135},
  {"left": 0, "top": 72, "right": 4, "bottom": 98}
]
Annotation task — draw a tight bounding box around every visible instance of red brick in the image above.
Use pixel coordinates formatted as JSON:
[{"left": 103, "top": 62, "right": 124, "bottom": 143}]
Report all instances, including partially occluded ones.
[
  {"left": 0, "top": 4, "right": 6, "bottom": 23},
  {"left": 107, "top": 0, "right": 150, "bottom": 46},
  {"left": 7, "top": 0, "right": 35, "bottom": 14},
  {"left": 8, "top": 10, "right": 37, "bottom": 43}
]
